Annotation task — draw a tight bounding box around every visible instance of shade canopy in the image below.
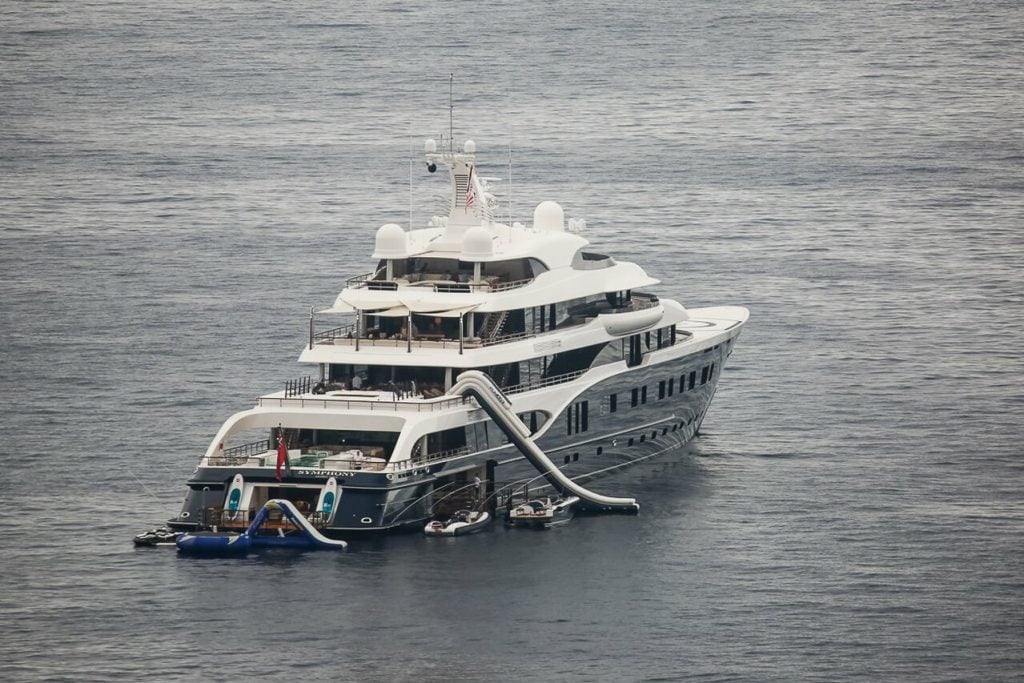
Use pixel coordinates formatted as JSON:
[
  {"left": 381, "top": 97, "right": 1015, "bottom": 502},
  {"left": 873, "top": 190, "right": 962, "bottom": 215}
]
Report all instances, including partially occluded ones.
[{"left": 364, "top": 304, "right": 479, "bottom": 318}]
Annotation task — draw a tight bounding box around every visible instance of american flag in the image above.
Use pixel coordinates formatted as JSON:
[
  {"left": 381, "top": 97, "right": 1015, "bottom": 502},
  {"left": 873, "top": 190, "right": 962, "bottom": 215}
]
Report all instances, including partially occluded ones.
[{"left": 465, "top": 166, "right": 476, "bottom": 208}]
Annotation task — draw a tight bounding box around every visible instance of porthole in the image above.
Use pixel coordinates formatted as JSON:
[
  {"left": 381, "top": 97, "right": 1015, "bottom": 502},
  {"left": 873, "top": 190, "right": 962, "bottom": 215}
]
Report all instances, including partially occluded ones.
[
  {"left": 181, "top": 511, "right": 190, "bottom": 519},
  {"left": 360, "top": 517, "right": 373, "bottom": 524}
]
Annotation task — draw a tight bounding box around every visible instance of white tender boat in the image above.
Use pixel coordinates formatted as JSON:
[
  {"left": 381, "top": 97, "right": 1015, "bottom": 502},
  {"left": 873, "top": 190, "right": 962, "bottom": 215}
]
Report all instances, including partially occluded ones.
[
  {"left": 424, "top": 510, "right": 492, "bottom": 536},
  {"left": 508, "top": 496, "right": 579, "bottom": 528}
]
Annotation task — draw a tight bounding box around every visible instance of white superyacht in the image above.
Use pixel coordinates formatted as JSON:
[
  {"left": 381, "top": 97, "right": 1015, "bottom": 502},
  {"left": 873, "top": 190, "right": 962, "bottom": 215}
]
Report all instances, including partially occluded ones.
[{"left": 167, "top": 138, "right": 748, "bottom": 535}]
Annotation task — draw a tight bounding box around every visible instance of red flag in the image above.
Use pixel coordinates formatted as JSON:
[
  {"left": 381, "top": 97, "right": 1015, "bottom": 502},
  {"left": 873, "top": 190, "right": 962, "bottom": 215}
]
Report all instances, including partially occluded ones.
[{"left": 276, "top": 429, "right": 288, "bottom": 481}]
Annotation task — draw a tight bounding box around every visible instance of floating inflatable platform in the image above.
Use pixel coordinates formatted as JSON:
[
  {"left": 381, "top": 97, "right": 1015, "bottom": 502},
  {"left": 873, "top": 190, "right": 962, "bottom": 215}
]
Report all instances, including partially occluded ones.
[{"left": 176, "top": 499, "right": 348, "bottom": 554}]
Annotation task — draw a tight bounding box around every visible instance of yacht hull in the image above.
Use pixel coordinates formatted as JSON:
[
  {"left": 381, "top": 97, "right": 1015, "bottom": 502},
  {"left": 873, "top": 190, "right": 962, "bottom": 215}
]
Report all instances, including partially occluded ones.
[{"left": 170, "top": 333, "right": 739, "bottom": 535}]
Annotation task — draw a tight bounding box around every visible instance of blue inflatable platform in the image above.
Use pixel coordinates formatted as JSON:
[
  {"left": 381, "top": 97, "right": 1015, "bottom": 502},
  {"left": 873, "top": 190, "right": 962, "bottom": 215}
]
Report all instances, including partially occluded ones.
[{"left": 176, "top": 499, "right": 348, "bottom": 554}]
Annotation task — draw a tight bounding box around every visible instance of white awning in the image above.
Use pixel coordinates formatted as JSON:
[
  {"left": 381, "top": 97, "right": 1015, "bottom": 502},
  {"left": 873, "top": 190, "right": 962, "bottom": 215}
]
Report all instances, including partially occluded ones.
[
  {"left": 339, "top": 289, "right": 401, "bottom": 311},
  {"left": 367, "top": 306, "right": 412, "bottom": 318},
  {"left": 318, "top": 304, "right": 356, "bottom": 314},
  {"left": 365, "top": 304, "right": 479, "bottom": 318},
  {"left": 398, "top": 292, "right": 486, "bottom": 312},
  {"left": 424, "top": 304, "right": 480, "bottom": 318},
  {"left": 318, "top": 296, "right": 356, "bottom": 314}
]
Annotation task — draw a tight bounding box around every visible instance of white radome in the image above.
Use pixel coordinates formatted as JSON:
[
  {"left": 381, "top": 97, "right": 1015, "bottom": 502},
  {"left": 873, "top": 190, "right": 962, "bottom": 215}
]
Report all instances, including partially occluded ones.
[
  {"left": 533, "top": 200, "right": 564, "bottom": 232},
  {"left": 374, "top": 223, "right": 407, "bottom": 258},
  {"left": 462, "top": 225, "right": 494, "bottom": 259}
]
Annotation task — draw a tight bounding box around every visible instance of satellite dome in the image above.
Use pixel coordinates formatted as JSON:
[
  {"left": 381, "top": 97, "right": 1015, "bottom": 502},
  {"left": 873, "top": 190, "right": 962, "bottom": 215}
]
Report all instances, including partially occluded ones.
[
  {"left": 533, "top": 201, "right": 564, "bottom": 232},
  {"left": 373, "top": 223, "right": 407, "bottom": 258},
  {"left": 462, "top": 225, "right": 493, "bottom": 259},
  {"left": 464, "top": 139, "right": 476, "bottom": 154}
]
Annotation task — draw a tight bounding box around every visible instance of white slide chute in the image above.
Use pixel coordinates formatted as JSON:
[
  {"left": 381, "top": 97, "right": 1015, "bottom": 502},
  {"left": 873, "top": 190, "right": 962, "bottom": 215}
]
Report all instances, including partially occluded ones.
[{"left": 448, "top": 371, "right": 639, "bottom": 514}]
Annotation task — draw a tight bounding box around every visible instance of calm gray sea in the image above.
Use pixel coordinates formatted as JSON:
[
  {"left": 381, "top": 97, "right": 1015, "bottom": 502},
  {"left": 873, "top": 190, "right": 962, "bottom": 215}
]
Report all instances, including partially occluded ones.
[{"left": 2, "top": 2, "right": 1022, "bottom": 681}]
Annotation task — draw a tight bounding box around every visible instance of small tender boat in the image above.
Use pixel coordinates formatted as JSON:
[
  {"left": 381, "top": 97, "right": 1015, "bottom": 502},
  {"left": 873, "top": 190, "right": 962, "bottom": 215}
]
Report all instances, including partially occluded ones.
[
  {"left": 508, "top": 496, "right": 579, "bottom": 528},
  {"left": 424, "top": 509, "right": 491, "bottom": 536},
  {"left": 133, "top": 526, "right": 180, "bottom": 547}
]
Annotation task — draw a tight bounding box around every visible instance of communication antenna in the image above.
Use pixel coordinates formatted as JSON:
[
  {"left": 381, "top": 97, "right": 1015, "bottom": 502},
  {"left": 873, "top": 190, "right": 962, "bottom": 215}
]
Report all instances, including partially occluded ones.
[
  {"left": 405, "top": 136, "right": 409, "bottom": 229},
  {"left": 449, "top": 73, "right": 454, "bottom": 152}
]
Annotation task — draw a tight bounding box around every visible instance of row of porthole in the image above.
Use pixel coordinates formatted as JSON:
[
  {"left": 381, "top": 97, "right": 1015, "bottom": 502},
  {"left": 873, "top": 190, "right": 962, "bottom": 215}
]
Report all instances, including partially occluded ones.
[
  {"left": 565, "top": 418, "right": 697, "bottom": 462},
  {"left": 625, "top": 418, "right": 695, "bottom": 447},
  {"left": 563, "top": 445, "right": 605, "bottom": 465}
]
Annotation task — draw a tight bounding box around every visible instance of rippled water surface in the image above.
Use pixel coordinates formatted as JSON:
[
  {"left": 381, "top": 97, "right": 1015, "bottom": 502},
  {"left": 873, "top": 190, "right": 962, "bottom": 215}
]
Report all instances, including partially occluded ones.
[{"left": 2, "top": 2, "right": 1023, "bottom": 681}]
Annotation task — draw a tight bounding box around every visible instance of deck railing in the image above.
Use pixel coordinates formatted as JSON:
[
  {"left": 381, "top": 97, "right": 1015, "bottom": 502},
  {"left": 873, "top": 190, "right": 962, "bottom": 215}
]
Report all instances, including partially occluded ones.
[
  {"left": 312, "top": 299, "right": 658, "bottom": 351},
  {"left": 314, "top": 323, "right": 357, "bottom": 342},
  {"left": 284, "top": 376, "right": 313, "bottom": 397},
  {"left": 317, "top": 335, "right": 466, "bottom": 351},
  {"left": 343, "top": 274, "right": 534, "bottom": 293},
  {"left": 257, "top": 394, "right": 468, "bottom": 412},
  {"left": 208, "top": 439, "right": 272, "bottom": 465},
  {"left": 504, "top": 369, "right": 587, "bottom": 395},
  {"left": 257, "top": 368, "right": 587, "bottom": 413},
  {"left": 410, "top": 446, "right": 472, "bottom": 466}
]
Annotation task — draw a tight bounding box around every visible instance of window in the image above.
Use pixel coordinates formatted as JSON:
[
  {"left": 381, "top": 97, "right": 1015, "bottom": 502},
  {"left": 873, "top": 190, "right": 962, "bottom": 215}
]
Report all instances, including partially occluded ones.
[
  {"left": 572, "top": 453, "right": 579, "bottom": 462},
  {"left": 596, "top": 446, "right": 603, "bottom": 455},
  {"left": 689, "top": 371, "right": 696, "bottom": 390},
  {"left": 701, "top": 366, "right": 709, "bottom": 385},
  {"left": 651, "top": 431, "right": 657, "bottom": 440},
  {"left": 567, "top": 401, "right": 590, "bottom": 434},
  {"left": 640, "top": 435, "right": 646, "bottom": 443},
  {"left": 631, "top": 388, "right": 639, "bottom": 407},
  {"left": 628, "top": 334, "right": 642, "bottom": 366},
  {"left": 641, "top": 386, "right": 648, "bottom": 404},
  {"left": 564, "top": 455, "right": 571, "bottom": 464},
  {"left": 628, "top": 437, "right": 634, "bottom": 446},
  {"left": 544, "top": 343, "right": 607, "bottom": 377},
  {"left": 668, "top": 378, "right": 674, "bottom": 396},
  {"left": 609, "top": 393, "right": 617, "bottom": 413},
  {"left": 679, "top": 374, "right": 686, "bottom": 393},
  {"left": 658, "top": 380, "right": 666, "bottom": 400},
  {"left": 710, "top": 362, "right": 716, "bottom": 378}
]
